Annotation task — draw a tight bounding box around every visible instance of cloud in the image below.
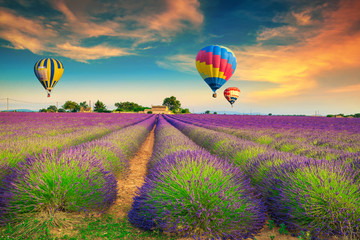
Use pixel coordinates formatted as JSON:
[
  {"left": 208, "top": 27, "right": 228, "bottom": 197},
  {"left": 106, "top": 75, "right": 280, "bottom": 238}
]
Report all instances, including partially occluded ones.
[
  {"left": 142, "top": 0, "right": 203, "bottom": 37},
  {"left": 328, "top": 83, "right": 360, "bottom": 93},
  {"left": 54, "top": 43, "right": 134, "bottom": 62},
  {"left": 156, "top": 54, "right": 195, "bottom": 73},
  {"left": 257, "top": 26, "right": 297, "bottom": 41},
  {"left": 232, "top": 0, "right": 360, "bottom": 102},
  {"left": 0, "top": 7, "right": 57, "bottom": 53},
  {"left": 51, "top": 0, "right": 119, "bottom": 38},
  {"left": 0, "top": 0, "right": 203, "bottom": 61}
]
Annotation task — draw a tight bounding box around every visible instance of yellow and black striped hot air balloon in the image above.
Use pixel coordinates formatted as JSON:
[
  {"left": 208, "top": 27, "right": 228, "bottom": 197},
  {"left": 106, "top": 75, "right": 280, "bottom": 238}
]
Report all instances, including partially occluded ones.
[{"left": 34, "top": 58, "right": 64, "bottom": 97}]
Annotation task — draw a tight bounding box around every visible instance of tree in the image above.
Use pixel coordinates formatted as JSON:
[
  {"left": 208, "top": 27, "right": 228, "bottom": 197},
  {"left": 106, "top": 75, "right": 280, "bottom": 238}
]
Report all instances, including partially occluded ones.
[
  {"left": 39, "top": 108, "right": 47, "bottom": 112},
  {"left": 163, "top": 96, "right": 181, "bottom": 112},
  {"left": 181, "top": 108, "right": 190, "bottom": 114},
  {"left": 114, "top": 101, "right": 145, "bottom": 112},
  {"left": 205, "top": 110, "right": 210, "bottom": 114},
  {"left": 79, "top": 101, "right": 89, "bottom": 109},
  {"left": 63, "top": 101, "right": 80, "bottom": 112},
  {"left": 94, "top": 100, "right": 107, "bottom": 112},
  {"left": 47, "top": 105, "right": 57, "bottom": 113}
]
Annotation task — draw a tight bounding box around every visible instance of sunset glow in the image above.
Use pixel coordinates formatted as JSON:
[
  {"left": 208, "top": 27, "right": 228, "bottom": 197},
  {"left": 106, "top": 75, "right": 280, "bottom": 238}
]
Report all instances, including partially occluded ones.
[{"left": 0, "top": 0, "right": 359, "bottom": 115}]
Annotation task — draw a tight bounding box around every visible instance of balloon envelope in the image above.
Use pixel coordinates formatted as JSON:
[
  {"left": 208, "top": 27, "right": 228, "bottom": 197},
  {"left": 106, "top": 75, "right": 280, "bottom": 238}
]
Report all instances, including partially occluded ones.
[
  {"left": 224, "top": 87, "right": 240, "bottom": 106},
  {"left": 195, "top": 45, "right": 237, "bottom": 95},
  {"left": 34, "top": 58, "right": 64, "bottom": 93}
]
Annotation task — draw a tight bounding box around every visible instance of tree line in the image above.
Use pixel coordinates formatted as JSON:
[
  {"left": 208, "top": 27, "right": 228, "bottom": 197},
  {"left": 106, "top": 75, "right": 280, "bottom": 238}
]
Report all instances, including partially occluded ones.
[
  {"left": 39, "top": 96, "right": 190, "bottom": 113},
  {"left": 326, "top": 113, "right": 360, "bottom": 118}
]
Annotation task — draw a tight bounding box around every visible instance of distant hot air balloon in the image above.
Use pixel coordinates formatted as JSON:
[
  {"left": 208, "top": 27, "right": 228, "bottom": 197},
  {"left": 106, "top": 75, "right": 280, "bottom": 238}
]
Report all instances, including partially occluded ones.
[
  {"left": 224, "top": 87, "right": 240, "bottom": 107},
  {"left": 195, "top": 45, "right": 237, "bottom": 98},
  {"left": 34, "top": 58, "right": 64, "bottom": 97}
]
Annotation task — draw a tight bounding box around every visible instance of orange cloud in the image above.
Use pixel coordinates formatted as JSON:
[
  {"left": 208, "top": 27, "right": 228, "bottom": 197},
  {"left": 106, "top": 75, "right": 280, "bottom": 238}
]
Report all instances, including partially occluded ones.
[
  {"left": 52, "top": 0, "right": 119, "bottom": 38},
  {"left": 55, "top": 43, "right": 133, "bottom": 62},
  {"left": 144, "top": 0, "right": 203, "bottom": 36},
  {"left": 0, "top": 8, "right": 57, "bottom": 53},
  {"left": 328, "top": 83, "right": 360, "bottom": 93},
  {"left": 0, "top": 0, "right": 203, "bottom": 61},
  {"left": 51, "top": 0, "right": 203, "bottom": 40},
  {"left": 232, "top": 0, "right": 360, "bottom": 102},
  {"left": 257, "top": 26, "right": 297, "bottom": 41}
]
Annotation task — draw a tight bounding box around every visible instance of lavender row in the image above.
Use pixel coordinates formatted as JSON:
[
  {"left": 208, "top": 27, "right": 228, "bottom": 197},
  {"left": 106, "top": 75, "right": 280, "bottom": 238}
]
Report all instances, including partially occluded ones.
[
  {"left": 147, "top": 115, "right": 201, "bottom": 171},
  {"left": 169, "top": 115, "right": 360, "bottom": 160},
  {"left": 171, "top": 114, "right": 360, "bottom": 133},
  {"left": 164, "top": 115, "right": 360, "bottom": 238},
  {"left": 170, "top": 114, "right": 360, "bottom": 151},
  {"left": 74, "top": 114, "right": 156, "bottom": 178},
  {"left": 0, "top": 112, "right": 146, "bottom": 141},
  {"left": 129, "top": 115, "right": 266, "bottom": 239},
  {"left": 0, "top": 115, "right": 156, "bottom": 227},
  {"left": 0, "top": 113, "right": 151, "bottom": 167}
]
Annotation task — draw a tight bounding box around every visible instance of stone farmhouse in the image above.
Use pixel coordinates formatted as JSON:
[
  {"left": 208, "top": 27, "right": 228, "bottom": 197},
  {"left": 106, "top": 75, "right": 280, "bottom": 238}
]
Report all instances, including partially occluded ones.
[{"left": 143, "top": 105, "right": 173, "bottom": 114}]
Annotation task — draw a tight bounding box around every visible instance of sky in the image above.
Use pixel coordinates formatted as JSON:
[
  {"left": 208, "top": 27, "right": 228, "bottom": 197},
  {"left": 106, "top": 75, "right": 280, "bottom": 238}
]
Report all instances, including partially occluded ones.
[{"left": 0, "top": 0, "right": 359, "bottom": 115}]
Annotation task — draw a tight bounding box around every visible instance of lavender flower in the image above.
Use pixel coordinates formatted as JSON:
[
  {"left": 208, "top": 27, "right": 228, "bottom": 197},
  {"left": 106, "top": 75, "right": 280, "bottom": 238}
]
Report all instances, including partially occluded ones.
[
  {"left": 130, "top": 150, "right": 266, "bottom": 239},
  {"left": 264, "top": 159, "right": 360, "bottom": 238},
  {"left": 0, "top": 148, "right": 117, "bottom": 225}
]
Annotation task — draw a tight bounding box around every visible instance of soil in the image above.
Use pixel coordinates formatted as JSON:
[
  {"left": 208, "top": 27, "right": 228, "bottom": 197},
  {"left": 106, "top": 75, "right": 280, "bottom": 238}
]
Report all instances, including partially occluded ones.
[{"left": 106, "top": 125, "right": 156, "bottom": 219}]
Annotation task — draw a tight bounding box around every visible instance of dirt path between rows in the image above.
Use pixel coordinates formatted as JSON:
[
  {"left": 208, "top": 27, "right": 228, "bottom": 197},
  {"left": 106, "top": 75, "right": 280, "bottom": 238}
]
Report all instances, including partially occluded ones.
[{"left": 107, "top": 126, "right": 156, "bottom": 219}]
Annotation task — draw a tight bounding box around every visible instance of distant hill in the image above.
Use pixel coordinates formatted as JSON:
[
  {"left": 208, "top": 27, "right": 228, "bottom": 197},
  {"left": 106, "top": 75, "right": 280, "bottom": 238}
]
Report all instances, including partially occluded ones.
[{"left": 1, "top": 109, "right": 34, "bottom": 112}]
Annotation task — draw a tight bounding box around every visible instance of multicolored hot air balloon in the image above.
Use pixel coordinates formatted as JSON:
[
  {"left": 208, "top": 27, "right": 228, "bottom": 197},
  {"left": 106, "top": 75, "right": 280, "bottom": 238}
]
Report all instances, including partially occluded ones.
[
  {"left": 195, "top": 45, "right": 237, "bottom": 98},
  {"left": 224, "top": 87, "right": 240, "bottom": 107},
  {"left": 34, "top": 58, "right": 64, "bottom": 97}
]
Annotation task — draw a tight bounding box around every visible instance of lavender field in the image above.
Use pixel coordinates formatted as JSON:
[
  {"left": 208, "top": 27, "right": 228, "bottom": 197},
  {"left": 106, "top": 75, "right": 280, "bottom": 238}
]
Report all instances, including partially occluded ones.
[{"left": 1, "top": 113, "right": 360, "bottom": 239}]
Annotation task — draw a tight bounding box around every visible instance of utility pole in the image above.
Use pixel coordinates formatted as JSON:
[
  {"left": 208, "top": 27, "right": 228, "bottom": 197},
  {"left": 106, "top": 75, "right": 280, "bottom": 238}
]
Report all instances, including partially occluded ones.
[{"left": 6, "top": 98, "right": 9, "bottom": 112}]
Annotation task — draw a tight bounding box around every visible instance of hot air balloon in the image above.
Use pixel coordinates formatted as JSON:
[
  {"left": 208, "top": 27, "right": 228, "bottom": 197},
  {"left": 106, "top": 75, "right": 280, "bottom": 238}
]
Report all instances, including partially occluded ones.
[
  {"left": 224, "top": 87, "right": 240, "bottom": 107},
  {"left": 34, "top": 58, "right": 64, "bottom": 97},
  {"left": 195, "top": 45, "right": 237, "bottom": 98}
]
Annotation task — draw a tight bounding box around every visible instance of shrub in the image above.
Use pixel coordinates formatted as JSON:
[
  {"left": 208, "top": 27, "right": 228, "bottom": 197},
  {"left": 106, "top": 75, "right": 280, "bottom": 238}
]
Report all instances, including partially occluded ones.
[
  {"left": 148, "top": 116, "right": 200, "bottom": 171},
  {"left": 265, "top": 159, "right": 360, "bottom": 238},
  {"left": 81, "top": 141, "right": 128, "bottom": 178},
  {"left": 245, "top": 152, "right": 310, "bottom": 194},
  {"left": 0, "top": 148, "right": 117, "bottom": 225},
  {"left": 129, "top": 150, "right": 266, "bottom": 239}
]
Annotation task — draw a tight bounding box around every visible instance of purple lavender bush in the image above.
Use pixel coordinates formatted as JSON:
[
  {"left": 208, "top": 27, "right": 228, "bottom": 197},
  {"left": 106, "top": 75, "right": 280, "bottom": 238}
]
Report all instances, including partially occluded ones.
[
  {"left": 264, "top": 159, "right": 360, "bottom": 238},
  {"left": 75, "top": 115, "right": 155, "bottom": 178},
  {"left": 78, "top": 141, "right": 128, "bottom": 178},
  {"left": 245, "top": 152, "right": 311, "bottom": 193},
  {"left": 168, "top": 114, "right": 360, "bottom": 160},
  {"left": 129, "top": 150, "right": 266, "bottom": 239},
  {"left": 147, "top": 115, "right": 200, "bottom": 171},
  {"left": 103, "top": 115, "right": 156, "bottom": 159},
  {"left": 164, "top": 116, "right": 267, "bottom": 167},
  {"left": 0, "top": 162, "right": 9, "bottom": 220},
  {"left": 0, "top": 148, "right": 117, "bottom": 225},
  {"left": 0, "top": 112, "right": 151, "bottom": 167}
]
